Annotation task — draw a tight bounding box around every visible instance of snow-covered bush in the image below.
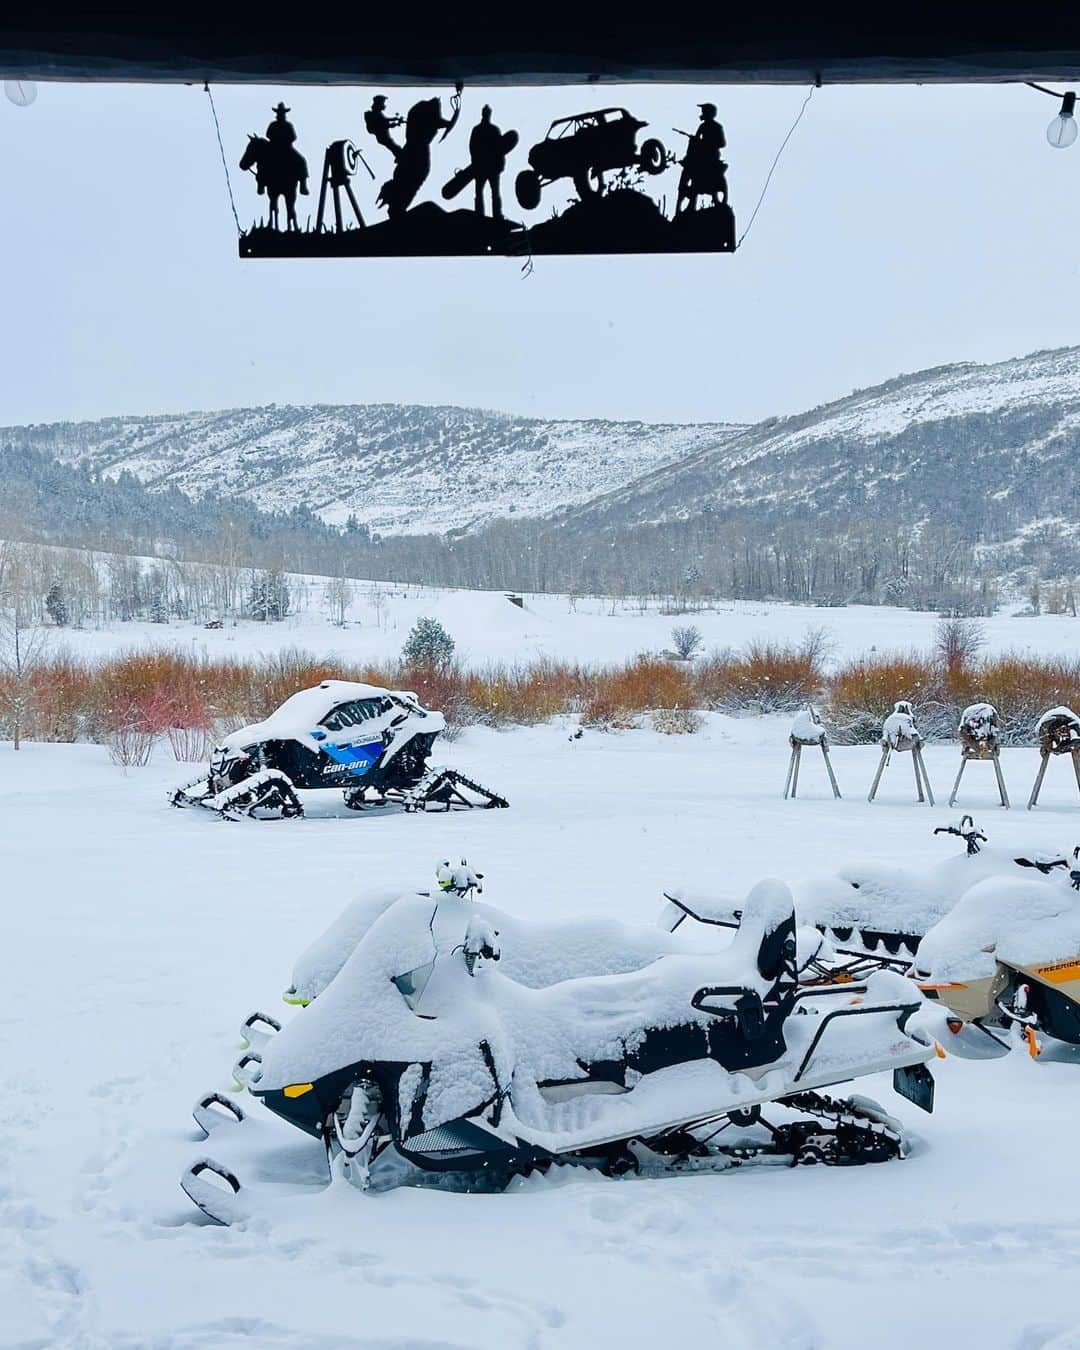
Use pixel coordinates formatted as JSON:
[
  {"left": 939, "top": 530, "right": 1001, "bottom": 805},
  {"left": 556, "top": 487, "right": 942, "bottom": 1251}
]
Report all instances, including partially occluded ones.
[
  {"left": 401, "top": 617, "right": 456, "bottom": 670},
  {"left": 670, "top": 624, "right": 703, "bottom": 660},
  {"left": 581, "top": 657, "right": 696, "bottom": 731},
  {"left": 827, "top": 654, "right": 933, "bottom": 742},
  {"left": 695, "top": 636, "right": 825, "bottom": 714},
  {"left": 105, "top": 721, "right": 155, "bottom": 768},
  {"left": 580, "top": 693, "right": 639, "bottom": 731},
  {"left": 8, "top": 642, "right": 1080, "bottom": 751},
  {"left": 651, "top": 705, "right": 702, "bottom": 735}
]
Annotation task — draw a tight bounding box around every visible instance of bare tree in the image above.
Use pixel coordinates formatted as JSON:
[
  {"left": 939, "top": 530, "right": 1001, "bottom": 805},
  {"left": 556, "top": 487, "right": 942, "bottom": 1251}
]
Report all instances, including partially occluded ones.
[
  {"left": 325, "top": 573, "right": 354, "bottom": 627},
  {"left": 936, "top": 615, "right": 985, "bottom": 679},
  {"left": 369, "top": 584, "right": 387, "bottom": 630},
  {"left": 0, "top": 545, "right": 49, "bottom": 750}
]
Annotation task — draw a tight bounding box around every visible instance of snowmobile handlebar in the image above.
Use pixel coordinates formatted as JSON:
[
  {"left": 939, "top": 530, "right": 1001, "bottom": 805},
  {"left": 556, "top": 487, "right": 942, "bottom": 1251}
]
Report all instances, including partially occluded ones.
[
  {"left": 1015, "top": 855, "right": 1069, "bottom": 874},
  {"left": 934, "top": 817, "right": 986, "bottom": 855}
]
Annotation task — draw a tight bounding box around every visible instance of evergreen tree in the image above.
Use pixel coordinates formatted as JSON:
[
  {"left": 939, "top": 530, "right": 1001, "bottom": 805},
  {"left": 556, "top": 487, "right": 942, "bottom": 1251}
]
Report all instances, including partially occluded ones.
[
  {"left": 401, "top": 616, "right": 455, "bottom": 669},
  {"left": 249, "top": 568, "right": 291, "bottom": 622},
  {"left": 45, "top": 581, "right": 69, "bottom": 627}
]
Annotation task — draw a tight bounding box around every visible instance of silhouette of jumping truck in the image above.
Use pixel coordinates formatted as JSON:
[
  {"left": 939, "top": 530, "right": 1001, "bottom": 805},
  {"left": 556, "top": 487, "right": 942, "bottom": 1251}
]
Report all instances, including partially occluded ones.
[{"left": 515, "top": 108, "right": 665, "bottom": 209}]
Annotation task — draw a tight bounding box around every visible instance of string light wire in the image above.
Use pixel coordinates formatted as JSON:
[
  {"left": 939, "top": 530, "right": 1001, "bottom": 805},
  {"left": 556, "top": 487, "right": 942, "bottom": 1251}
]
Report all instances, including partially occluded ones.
[
  {"left": 736, "top": 85, "right": 816, "bottom": 250},
  {"left": 204, "top": 82, "right": 242, "bottom": 235}
]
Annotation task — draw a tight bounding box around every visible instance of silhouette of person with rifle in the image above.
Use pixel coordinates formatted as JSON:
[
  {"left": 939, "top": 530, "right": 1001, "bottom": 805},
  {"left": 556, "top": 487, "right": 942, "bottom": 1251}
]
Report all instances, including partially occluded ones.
[
  {"left": 364, "top": 94, "right": 404, "bottom": 162},
  {"left": 675, "top": 102, "right": 727, "bottom": 215},
  {"left": 468, "top": 105, "right": 508, "bottom": 218}
]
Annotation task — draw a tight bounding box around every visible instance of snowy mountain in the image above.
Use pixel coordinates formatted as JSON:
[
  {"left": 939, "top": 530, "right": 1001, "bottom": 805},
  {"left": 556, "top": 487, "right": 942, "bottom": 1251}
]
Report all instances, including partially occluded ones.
[
  {"left": 4, "top": 345, "right": 1078, "bottom": 551},
  {"left": 560, "top": 346, "right": 1080, "bottom": 539},
  {"left": 1, "top": 405, "right": 738, "bottom": 537}
]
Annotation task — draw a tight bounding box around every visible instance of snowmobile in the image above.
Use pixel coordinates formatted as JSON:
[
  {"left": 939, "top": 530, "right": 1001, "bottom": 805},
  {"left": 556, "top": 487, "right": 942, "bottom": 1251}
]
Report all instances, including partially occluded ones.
[
  {"left": 909, "top": 848, "right": 1080, "bottom": 1057},
  {"left": 170, "top": 679, "right": 508, "bottom": 819},
  {"left": 665, "top": 820, "right": 1080, "bottom": 1059},
  {"left": 181, "top": 863, "right": 935, "bottom": 1224},
  {"left": 666, "top": 817, "right": 1067, "bottom": 967}
]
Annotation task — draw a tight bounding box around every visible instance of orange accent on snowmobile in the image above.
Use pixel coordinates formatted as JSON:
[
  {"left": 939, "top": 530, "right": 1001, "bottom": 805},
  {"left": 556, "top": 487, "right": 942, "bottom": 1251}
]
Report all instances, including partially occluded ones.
[
  {"left": 1023, "top": 1026, "right": 1041, "bottom": 1059},
  {"left": 1030, "top": 959, "right": 1080, "bottom": 985},
  {"left": 934, "top": 1041, "right": 948, "bottom": 1059}
]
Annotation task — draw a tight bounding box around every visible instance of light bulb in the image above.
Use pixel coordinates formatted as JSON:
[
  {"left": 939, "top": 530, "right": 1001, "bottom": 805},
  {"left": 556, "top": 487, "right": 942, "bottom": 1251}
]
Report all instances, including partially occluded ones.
[
  {"left": 1047, "top": 92, "right": 1077, "bottom": 148},
  {"left": 4, "top": 79, "right": 37, "bottom": 107}
]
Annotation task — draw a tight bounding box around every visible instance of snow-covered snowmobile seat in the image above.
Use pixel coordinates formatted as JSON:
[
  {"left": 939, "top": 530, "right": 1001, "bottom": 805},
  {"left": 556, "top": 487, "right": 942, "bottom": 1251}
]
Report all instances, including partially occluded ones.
[
  {"left": 586, "top": 885, "right": 799, "bottom": 1078},
  {"left": 661, "top": 885, "right": 797, "bottom": 983}
]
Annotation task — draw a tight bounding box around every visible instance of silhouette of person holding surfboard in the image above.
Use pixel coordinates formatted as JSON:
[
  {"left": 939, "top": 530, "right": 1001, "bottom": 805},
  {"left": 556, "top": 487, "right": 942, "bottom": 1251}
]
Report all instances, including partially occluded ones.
[{"left": 442, "top": 105, "right": 517, "bottom": 218}]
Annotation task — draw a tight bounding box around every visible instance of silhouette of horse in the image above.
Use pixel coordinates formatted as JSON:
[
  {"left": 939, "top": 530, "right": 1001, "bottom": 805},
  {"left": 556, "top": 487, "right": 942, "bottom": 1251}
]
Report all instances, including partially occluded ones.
[
  {"left": 377, "top": 94, "right": 461, "bottom": 219},
  {"left": 240, "top": 135, "right": 309, "bottom": 232}
]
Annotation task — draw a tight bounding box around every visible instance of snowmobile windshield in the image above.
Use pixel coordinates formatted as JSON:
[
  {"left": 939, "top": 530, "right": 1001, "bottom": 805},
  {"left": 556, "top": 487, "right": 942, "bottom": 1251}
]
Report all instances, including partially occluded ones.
[
  {"left": 392, "top": 959, "right": 437, "bottom": 1010},
  {"left": 389, "top": 897, "right": 474, "bottom": 1014}
]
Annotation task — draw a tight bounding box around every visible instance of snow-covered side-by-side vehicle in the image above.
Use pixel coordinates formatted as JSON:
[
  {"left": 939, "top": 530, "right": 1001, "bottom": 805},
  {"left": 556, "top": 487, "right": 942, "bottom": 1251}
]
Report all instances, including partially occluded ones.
[
  {"left": 171, "top": 680, "right": 508, "bottom": 819},
  {"left": 180, "top": 862, "right": 935, "bottom": 1224}
]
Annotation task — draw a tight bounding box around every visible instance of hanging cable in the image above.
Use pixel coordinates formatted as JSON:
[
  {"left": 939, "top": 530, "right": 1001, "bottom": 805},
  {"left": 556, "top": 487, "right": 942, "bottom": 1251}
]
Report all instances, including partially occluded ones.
[
  {"left": 204, "top": 82, "right": 242, "bottom": 235},
  {"left": 736, "top": 85, "right": 816, "bottom": 250},
  {"left": 1026, "top": 81, "right": 1069, "bottom": 98}
]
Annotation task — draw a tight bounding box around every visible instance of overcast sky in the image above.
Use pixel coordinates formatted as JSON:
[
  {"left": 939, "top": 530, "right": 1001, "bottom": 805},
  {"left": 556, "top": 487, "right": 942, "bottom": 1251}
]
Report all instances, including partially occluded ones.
[{"left": 1, "top": 79, "right": 1078, "bottom": 427}]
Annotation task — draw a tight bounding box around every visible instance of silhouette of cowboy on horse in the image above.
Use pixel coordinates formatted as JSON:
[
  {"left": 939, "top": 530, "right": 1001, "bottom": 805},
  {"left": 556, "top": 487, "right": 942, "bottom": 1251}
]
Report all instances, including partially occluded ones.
[{"left": 240, "top": 102, "right": 310, "bottom": 231}]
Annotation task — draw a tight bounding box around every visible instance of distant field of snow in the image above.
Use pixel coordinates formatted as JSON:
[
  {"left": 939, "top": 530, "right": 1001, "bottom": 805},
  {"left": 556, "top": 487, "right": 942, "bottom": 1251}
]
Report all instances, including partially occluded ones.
[
  {"left": 6, "top": 720, "right": 1080, "bottom": 1348},
  {"left": 45, "top": 579, "right": 1080, "bottom": 669}
]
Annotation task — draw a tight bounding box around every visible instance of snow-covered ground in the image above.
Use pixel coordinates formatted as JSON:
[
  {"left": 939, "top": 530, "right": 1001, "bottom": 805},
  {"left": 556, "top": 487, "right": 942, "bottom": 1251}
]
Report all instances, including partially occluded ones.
[
  {"left": 6, "top": 717, "right": 1080, "bottom": 1349},
  {"left": 46, "top": 581, "right": 1080, "bottom": 668}
]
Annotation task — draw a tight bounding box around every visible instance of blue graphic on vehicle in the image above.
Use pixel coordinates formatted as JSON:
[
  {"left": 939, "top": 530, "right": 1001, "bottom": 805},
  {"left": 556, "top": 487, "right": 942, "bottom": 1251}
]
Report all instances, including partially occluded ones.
[{"left": 322, "top": 740, "right": 385, "bottom": 776}]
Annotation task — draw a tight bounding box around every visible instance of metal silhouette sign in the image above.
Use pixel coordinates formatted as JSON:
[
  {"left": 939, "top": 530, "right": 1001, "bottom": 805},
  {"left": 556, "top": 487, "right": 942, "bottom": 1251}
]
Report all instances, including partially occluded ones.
[{"left": 237, "top": 90, "right": 736, "bottom": 258}]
